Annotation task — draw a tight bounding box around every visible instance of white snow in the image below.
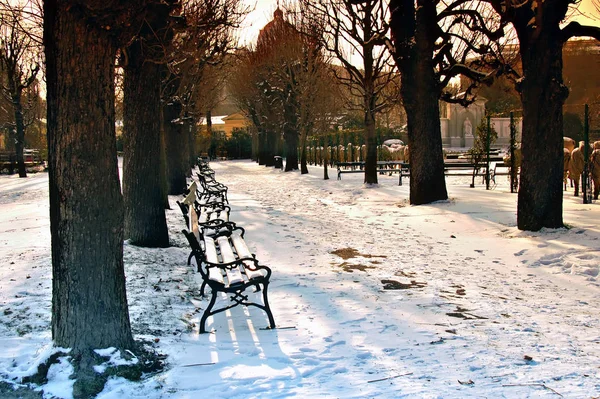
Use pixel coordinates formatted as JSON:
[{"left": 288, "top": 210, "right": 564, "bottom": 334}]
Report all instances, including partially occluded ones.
[{"left": 1, "top": 161, "right": 599, "bottom": 398}]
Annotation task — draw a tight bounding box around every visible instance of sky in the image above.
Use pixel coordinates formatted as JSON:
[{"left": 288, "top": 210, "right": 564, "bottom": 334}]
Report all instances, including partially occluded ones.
[
  {"left": 237, "top": 0, "right": 600, "bottom": 46},
  {"left": 238, "top": 0, "right": 282, "bottom": 45}
]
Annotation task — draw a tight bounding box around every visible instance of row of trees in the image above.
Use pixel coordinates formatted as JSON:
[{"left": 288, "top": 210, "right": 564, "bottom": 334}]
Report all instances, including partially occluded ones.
[
  {"left": 41, "top": 0, "right": 245, "bottom": 395},
  {"left": 231, "top": 1, "right": 599, "bottom": 232},
  {"left": 0, "top": 0, "right": 43, "bottom": 177}
]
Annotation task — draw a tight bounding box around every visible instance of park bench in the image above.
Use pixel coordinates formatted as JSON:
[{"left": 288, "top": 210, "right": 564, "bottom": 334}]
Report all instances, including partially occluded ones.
[
  {"left": 0, "top": 150, "right": 44, "bottom": 173},
  {"left": 176, "top": 199, "right": 233, "bottom": 234},
  {"left": 274, "top": 156, "right": 283, "bottom": 170},
  {"left": 336, "top": 161, "right": 409, "bottom": 186},
  {"left": 182, "top": 212, "right": 275, "bottom": 333},
  {"left": 196, "top": 172, "right": 228, "bottom": 204}
]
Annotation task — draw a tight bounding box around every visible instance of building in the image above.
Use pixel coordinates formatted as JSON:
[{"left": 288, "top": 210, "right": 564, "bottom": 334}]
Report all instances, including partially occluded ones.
[{"left": 198, "top": 112, "right": 251, "bottom": 138}]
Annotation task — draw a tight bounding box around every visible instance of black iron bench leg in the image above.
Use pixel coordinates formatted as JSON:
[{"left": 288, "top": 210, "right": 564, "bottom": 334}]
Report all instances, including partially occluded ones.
[
  {"left": 262, "top": 282, "right": 276, "bottom": 329},
  {"left": 200, "top": 280, "right": 207, "bottom": 297},
  {"left": 200, "top": 291, "right": 218, "bottom": 333}
]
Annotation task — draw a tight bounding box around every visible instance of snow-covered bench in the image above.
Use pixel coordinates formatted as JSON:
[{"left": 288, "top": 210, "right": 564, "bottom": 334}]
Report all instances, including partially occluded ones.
[
  {"left": 196, "top": 172, "right": 228, "bottom": 204},
  {"left": 176, "top": 200, "right": 232, "bottom": 231},
  {"left": 181, "top": 210, "right": 275, "bottom": 333}
]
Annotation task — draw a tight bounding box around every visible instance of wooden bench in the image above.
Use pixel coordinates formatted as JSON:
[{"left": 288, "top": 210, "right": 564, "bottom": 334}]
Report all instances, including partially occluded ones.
[{"left": 182, "top": 214, "right": 275, "bottom": 333}]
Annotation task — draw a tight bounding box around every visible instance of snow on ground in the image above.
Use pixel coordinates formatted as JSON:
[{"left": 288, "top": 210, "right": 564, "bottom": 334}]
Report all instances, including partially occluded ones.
[{"left": 0, "top": 160, "right": 599, "bottom": 398}]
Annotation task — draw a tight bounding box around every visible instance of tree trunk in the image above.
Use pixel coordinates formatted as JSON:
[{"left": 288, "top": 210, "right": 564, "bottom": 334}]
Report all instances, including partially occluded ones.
[
  {"left": 164, "top": 100, "right": 188, "bottom": 195},
  {"left": 516, "top": 28, "right": 566, "bottom": 230},
  {"left": 263, "top": 130, "right": 276, "bottom": 166},
  {"left": 44, "top": 0, "right": 134, "bottom": 355},
  {"left": 299, "top": 126, "right": 309, "bottom": 174},
  {"left": 364, "top": 107, "right": 378, "bottom": 184},
  {"left": 12, "top": 93, "right": 27, "bottom": 178},
  {"left": 183, "top": 118, "right": 193, "bottom": 177},
  {"left": 206, "top": 110, "right": 215, "bottom": 160},
  {"left": 159, "top": 124, "right": 170, "bottom": 209},
  {"left": 323, "top": 144, "right": 329, "bottom": 180},
  {"left": 188, "top": 117, "right": 196, "bottom": 170},
  {"left": 258, "top": 131, "right": 266, "bottom": 165},
  {"left": 390, "top": 0, "right": 448, "bottom": 204},
  {"left": 123, "top": 39, "right": 169, "bottom": 247},
  {"left": 284, "top": 125, "right": 299, "bottom": 171}
]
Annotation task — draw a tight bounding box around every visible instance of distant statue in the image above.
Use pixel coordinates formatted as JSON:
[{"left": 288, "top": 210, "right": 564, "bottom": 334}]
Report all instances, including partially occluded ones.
[{"left": 463, "top": 118, "right": 473, "bottom": 137}]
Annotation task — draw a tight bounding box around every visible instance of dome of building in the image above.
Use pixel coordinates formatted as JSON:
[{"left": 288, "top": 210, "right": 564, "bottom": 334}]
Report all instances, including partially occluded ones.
[{"left": 256, "top": 8, "right": 300, "bottom": 51}]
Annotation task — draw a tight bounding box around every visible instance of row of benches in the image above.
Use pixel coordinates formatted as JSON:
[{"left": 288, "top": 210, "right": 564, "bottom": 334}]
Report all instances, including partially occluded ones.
[
  {"left": 337, "top": 161, "right": 511, "bottom": 186},
  {"left": 178, "top": 159, "right": 275, "bottom": 333}
]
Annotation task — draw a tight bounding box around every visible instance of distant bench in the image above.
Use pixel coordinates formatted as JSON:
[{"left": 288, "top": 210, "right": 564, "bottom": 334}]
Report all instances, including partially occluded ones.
[
  {"left": 0, "top": 151, "right": 44, "bottom": 173},
  {"left": 337, "top": 161, "right": 510, "bottom": 186},
  {"left": 337, "top": 161, "right": 410, "bottom": 186}
]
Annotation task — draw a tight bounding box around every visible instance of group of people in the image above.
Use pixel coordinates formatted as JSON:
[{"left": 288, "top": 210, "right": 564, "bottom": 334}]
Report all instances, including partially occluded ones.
[{"left": 563, "top": 137, "right": 600, "bottom": 200}]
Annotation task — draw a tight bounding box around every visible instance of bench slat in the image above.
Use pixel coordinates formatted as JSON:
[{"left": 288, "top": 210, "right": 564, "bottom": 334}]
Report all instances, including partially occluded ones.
[
  {"left": 204, "top": 237, "right": 220, "bottom": 264},
  {"left": 198, "top": 212, "right": 209, "bottom": 224},
  {"left": 216, "top": 236, "right": 235, "bottom": 263},
  {"left": 231, "top": 233, "right": 264, "bottom": 281},
  {"left": 216, "top": 236, "right": 244, "bottom": 286},
  {"left": 231, "top": 233, "right": 251, "bottom": 258},
  {"left": 204, "top": 237, "right": 225, "bottom": 284}
]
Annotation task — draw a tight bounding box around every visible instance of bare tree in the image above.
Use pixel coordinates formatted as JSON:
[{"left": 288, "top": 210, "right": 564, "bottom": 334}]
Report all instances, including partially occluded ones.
[
  {"left": 255, "top": 7, "right": 339, "bottom": 173},
  {"left": 486, "top": 0, "right": 600, "bottom": 231},
  {"left": 44, "top": 0, "right": 162, "bottom": 395},
  {"left": 121, "top": 1, "right": 178, "bottom": 247},
  {"left": 304, "top": 0, "right": 395, "bottom": 184},
  {"left": 194, "top": 62, "right": 229, "bottom": 160},
  {"left": 0, "top": 0, "right": 41, "bottom": 177},
  {"left": 229, "top": 44, "right": 282, "bottom": 166},
  {"left": 388, "top": 0, "right": 506, "bottom": 204},
  {"left": 162, "top": 0, "right": 246, "bottom": 194}
]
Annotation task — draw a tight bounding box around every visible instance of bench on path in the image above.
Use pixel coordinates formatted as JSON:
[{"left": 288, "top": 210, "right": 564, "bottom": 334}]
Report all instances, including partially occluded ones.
[
  {"left": 196, "top": 172, "right": 228, "bottom": 204},
  {"left": 176, "top": 199, "right": 233, "bottom": 235},
  {"left": 337, "top": 161, "right": 410, "bottom": 186},
  {"left": 182, "top": 208, "right": 275, "bottom": 333}
]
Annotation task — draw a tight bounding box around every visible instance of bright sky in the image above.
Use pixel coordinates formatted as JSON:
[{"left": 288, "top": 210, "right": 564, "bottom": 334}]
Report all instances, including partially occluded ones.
[
  {"left": 237, "top": 0, "right": 599, "bottom": 46},
  {"left": 238, "top": 0, "right": 281, "bottom": 45}
]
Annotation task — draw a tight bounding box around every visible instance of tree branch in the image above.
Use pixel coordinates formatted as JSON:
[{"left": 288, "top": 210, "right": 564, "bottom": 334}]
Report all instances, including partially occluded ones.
[{"left": 561, "top": 21, "right": 600, "bottom": 42}]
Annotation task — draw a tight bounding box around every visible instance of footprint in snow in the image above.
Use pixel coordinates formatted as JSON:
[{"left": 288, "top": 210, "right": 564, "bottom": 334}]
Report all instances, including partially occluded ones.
[
  {"left": 356, "top": 352, "right": 373, "bottom": 360},
  {"left": 340, "top": 317, "right": 367, "bottom": 325},
  {"left": 514, "top": 249, "right": 527, "bottom": 256},
  {"left": 326, "top": 340, "right": 347, "bottom": 348}
]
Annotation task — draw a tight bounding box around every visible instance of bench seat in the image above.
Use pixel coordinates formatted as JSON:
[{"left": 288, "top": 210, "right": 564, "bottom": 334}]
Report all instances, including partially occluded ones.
[{"left": 183, "top": 225, "right": 275, "bottom": 333}]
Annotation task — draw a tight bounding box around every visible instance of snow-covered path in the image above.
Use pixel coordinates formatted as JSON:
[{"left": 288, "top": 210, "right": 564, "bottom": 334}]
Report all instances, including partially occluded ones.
[{"left": 0, "top": 161, "right": 599, "bottom": 398}]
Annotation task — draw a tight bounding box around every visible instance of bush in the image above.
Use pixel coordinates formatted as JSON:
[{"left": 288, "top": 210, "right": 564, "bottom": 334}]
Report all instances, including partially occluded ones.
[{"left": 223, "top": 128, "right": 252, "bottom": 159}]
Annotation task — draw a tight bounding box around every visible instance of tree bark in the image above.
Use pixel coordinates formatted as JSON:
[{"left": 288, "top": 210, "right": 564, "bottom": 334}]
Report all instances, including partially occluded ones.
[
  {"left": 299, "top": 126, "right": 309, "bottom": 174},
  {"left": 284, "top": 130, "right": 299, "bottom": 171},
  {"left": 183, "top": 118, "right": 193, "bottom": 176},
  {"left": 262, "top": 130, "right": 276, "bottom": 166},
  {"left": 364, "top": 106, "right": 378, "bottom": 184},
  {"left": 283, "top": 94, "right": 299, "bottom": 171},
  {"left": 164, "top": 100, "right": 188, "bottom": 195},
  {"left": 123, "top": 38, "right": 169, "bottom": 247},
  {"left": 12, "top": 92, "right": 27, "bottom": 178},
  {"left": 363, "top": 27, "right": 378, "bottom": 184},
  {"left": 44, "top": 1, "right": 134, "bottom": 354},
  {"left": 516, "top": 25, "right": 566, "bottom": 230},
  {"left": 390, "top": 0, "right": 448, "bottom": 204},
  {"left": 159, "top": 124, "right": 170, "bottom": 209}
]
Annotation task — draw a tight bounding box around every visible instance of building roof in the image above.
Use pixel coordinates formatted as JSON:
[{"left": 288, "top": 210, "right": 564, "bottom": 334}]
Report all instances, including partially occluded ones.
[{"left": 198, "top": 115, "right": 227, "bottom": 126}]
